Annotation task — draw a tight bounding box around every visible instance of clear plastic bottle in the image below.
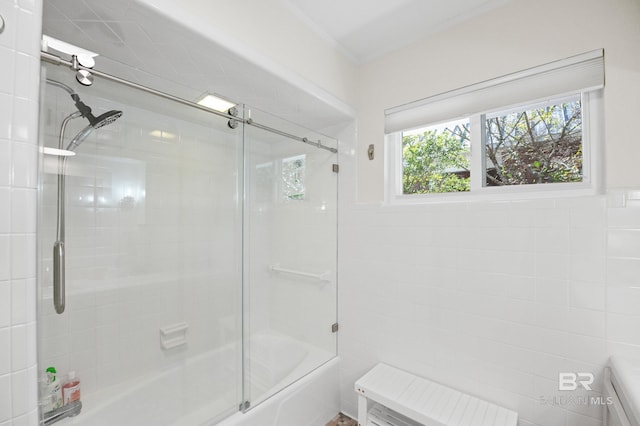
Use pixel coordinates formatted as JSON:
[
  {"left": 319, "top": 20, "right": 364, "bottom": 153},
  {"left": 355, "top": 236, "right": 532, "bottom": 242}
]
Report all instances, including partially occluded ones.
[
  {"left": 62, "top": 370, "right": 81, "bottom": 405},
  {"left": 45, "top": 367, "right": 63, "bottom": 412}
]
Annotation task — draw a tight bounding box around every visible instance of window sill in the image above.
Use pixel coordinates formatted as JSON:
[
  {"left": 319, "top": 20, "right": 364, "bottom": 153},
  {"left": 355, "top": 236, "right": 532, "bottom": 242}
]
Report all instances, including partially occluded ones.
[{"left": 386, "top": 183, "right": 599, "bottom": 206}]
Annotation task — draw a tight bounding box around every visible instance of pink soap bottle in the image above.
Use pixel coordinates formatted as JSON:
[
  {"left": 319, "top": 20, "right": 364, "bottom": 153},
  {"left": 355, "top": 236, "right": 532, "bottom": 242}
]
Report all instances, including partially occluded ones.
[{"left": 62, "top": 371, "right": 81, "bottom": 405}]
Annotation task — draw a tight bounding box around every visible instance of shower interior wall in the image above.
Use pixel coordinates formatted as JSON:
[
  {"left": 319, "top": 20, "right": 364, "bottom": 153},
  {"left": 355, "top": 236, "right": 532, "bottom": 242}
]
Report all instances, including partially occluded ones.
[
  {"left": 244, "top": 110, "right": 338, "bottom": 343},
  {"left": 37, "top": 68, "right": 243, "bottom": 406},
  {"left": 243, "top": 107, "right": 339, "bottom": 406}
]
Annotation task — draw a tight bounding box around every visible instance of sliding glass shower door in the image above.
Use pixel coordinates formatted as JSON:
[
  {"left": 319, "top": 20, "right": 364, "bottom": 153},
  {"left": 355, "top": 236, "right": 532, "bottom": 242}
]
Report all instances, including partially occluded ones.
[
  {"left": 37, "top": 60, "right": 339, "bottom": 425},
  {"left": 37, "top": 63, "right": 243, "bottom": 425},
  {"left": 242, "top": 107, "right": 338, "bottom": 408}
]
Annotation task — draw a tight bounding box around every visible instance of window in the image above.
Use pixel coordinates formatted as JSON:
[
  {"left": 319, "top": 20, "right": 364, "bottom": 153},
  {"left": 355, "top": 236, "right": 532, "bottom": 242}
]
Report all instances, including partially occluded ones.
[
  {"left": 484, "top": 96, "right": 582, "bottom": 187},
  {"left": 281, "top": 154, "right": 305, "bottom": 201},
  {"left": 386, "top": 50, "right": 604, "bottom": 201},
  {"left": 402, "top": 119, "right": 470, "bottom": 194}
]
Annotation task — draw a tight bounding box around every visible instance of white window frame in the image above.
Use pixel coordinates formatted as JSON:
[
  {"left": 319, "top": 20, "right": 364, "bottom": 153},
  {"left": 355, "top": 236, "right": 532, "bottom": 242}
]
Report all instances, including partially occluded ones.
[{"left": 384, "top": 50, "right": 604, "bottom": 204}]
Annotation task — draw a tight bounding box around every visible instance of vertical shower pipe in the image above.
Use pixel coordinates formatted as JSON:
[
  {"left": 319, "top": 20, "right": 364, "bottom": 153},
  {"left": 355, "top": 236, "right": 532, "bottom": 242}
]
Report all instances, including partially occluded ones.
[{"left": 52, "top": 111, "right": 81, "bottom": 313}]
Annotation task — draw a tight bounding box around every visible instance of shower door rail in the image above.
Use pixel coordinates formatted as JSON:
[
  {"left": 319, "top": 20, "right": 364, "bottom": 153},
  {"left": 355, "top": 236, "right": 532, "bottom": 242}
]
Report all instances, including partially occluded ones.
[{"left": 40, "top": 51, "right": 338, "bottom": 153}]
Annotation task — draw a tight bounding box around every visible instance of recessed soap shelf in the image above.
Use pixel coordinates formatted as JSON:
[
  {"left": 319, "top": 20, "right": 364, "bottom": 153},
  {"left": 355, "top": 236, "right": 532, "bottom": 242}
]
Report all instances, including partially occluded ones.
[{"left": 159, "top": 322, "right": 188, "bottom": 350}]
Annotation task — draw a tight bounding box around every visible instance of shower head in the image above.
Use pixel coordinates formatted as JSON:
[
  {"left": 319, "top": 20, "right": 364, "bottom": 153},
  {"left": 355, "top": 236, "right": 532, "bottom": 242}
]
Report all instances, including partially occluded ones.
[
  {"left": 71, "top": 93, "right": 122, "bottom": 128},
  {"left": 46, "top": 79, "right": 124, "bottom": 151},
  {"left": 90, "top": 110, "right": 123, "bottom": 129},
  {"left": 65, "top": 110, "right": 122, "bottom": 152}
]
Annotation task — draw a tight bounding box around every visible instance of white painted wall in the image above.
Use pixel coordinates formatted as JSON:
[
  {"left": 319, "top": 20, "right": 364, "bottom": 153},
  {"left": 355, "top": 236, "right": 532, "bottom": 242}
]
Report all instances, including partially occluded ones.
[
  {"left": 356, "top": 0, "right": 640, "bottom": 202},
  {"left": 136, "top": 0, "right": 358, "bottom": 111},
  {"left": 0, "top": 0, "right": 42, "bottom": 424}
]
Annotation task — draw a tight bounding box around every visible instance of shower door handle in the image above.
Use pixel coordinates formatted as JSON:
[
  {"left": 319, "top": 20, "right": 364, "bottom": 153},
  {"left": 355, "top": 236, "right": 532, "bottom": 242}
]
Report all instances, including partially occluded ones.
[{"left": 53, "top": 241, "right": 65, "bottom": 314}]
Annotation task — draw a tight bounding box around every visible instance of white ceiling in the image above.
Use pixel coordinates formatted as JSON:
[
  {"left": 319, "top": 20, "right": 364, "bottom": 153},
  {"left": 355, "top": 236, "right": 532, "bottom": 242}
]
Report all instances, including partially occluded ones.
[
  {"left": 42, "top": 0, "right": 354, "bottom": 134},
  {"left": 284, "top": 0, "right": 513, "bottom": 63}
]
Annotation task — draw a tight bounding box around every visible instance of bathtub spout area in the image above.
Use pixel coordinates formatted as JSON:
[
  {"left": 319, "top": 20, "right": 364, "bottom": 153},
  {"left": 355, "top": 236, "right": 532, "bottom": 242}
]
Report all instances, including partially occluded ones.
[{"left": 44, "top": 401, "right": 83, "bottom": 425}]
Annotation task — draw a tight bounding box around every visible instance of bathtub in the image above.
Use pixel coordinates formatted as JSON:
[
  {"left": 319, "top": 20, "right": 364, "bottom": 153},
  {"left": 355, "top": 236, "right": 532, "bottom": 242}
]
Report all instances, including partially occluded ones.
[
  {"left": 53, "top": 331, "right": 339, "bottom": 426},
  {"left": 215, "top": 356, "right": 340, "bottom": 426}
]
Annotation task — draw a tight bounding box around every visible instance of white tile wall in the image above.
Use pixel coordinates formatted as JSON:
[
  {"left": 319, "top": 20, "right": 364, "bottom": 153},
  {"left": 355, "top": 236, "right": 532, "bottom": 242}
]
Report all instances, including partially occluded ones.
[
  {"left": 606, "top": 195, "right": 640, "bottom": 355},
  {"left": 0, "top": 0, "right": 42, "bottom": 424},
  {"left": 333, "top": 120, "right": 639, "bottom": 426},
  {"left": 338, "top": 180, "right": 640, "bottom": 424},
  {"left": 36, "top": 87, "right": 243, "bottom": 403}
]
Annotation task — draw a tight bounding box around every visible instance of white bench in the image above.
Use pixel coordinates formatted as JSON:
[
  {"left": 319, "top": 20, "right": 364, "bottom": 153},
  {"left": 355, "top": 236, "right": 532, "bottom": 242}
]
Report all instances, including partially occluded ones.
[{"left": 355, "top": 363, "right": 518, "bottom": 426}]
